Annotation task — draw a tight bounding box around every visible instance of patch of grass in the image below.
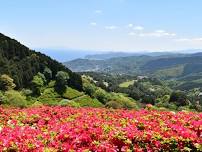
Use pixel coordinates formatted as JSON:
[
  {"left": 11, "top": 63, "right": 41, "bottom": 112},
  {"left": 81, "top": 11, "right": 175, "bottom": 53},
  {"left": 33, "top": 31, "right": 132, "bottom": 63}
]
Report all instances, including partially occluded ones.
[
  {"left": 37, "top": 88, "right": 62, "bottom": 105},
  {"left": 119, "top": 80, "right": 135, "bottom": 88},
  {"left": 58, "top": 99, "right": 81, "bottom": 107},
  {"left": 107, "top": 93, "right": 139, "bottom": 109},
  {"left": 72, "top": 95, "right": 103, "bottom": 107},
  {"left": 62, "top": 87, "right": 84, "bottom": 100}
]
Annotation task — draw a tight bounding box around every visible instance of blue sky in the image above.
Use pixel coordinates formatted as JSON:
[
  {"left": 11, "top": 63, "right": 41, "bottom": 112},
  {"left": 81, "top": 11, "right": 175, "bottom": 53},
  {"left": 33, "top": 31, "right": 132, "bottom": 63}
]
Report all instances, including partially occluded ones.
[{"left": 1, "top": 0, "right": 202, "bottom": 52}]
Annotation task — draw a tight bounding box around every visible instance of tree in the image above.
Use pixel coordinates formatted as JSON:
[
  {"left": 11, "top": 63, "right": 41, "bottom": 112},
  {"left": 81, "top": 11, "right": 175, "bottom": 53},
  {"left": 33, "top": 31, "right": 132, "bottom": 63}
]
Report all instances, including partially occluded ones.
[
  {"left": 83, "top": 83, "right": 96, "bottom": 97},
  {"left": 32, "top": 72, "right": 46, "bottom": 95},
  {"left": 156, "top": 95, "right": 170, "bottom": 104},
  {"left": 94, "top": 88, "right": 108, "bottom": 104},
  {"left": 128, "top": 87, "right": 143, "bottom": 100},
  {"left": 43, "top": 67, "right": 52, "bottom": 82},
  {"left": 55, "top": 71, "right": 69, "bottom": 93},
  {"left": 0, "top": 33, "right": 83, "bottom": 90},
  {"left": 0, "top": 91, "right": 4, "bottom": 104},
  {"left": 105, "top": 100, "right": 122, "bottom": 109},
  {"left": 169, "top": 91, "right": 188, "bottom": 106},
  {"left": 0, "top": 74, "right": 16, "bottom": 91},
  {"left": 3, "top": 90, "right": 27, "bottom": 108},
  {"left": 141, "top": 95, "right": 155, "bottom": 105}
]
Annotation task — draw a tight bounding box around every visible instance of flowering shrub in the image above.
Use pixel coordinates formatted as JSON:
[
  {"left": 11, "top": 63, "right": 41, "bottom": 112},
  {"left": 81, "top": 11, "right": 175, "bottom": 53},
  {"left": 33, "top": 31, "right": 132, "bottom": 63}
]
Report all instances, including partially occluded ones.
[{"left": 0, "top": 106, "right": 201, "bottom": 151}]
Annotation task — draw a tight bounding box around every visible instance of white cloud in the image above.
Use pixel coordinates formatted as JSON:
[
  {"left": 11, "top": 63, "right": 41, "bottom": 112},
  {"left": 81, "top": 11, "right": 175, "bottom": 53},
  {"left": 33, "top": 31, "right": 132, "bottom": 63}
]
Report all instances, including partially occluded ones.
[
  {"left": 175, "top": 38, "right": 190, "bottom": 42},
  {"left": 155, "top": 30, "right": 166, "bottom": 33},
  {"left": 127, "top": 24, "right": 133, "bottom": 28},
  {"left": 175, "top": 38, "right": 202, "bottom": 42},
  {"left": 133, "top": 26, "right": 144, "bottom": 30},
  {"left": 105, "top": 26, "right": 118, "bottom": 30},
  {"left": 90, "top": 22, "right": 97, "bottom": 26},
  {"left": 138, "top": 30, "right": 176, "bottom": 37},
  {"left": 95, "top": 10, "right": 102, "bottom": 14}
]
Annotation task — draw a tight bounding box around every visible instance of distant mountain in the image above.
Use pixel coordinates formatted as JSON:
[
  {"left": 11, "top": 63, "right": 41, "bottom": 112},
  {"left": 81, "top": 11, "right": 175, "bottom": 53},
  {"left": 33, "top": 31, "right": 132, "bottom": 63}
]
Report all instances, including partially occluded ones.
[
  {"left": 142, "top": 56, "right": 202, "bottom": 72},
  {"left": 64, "top": 52, "right": 202, "bottom": 90},
  {"left": 0, "top": 33, "right": 82, "bottom": 90},
  {"left": 85, "top": 52, "right": 140, "bottom": 60},
  {"left": 84, "top": 51, "right": 185, "bottom": 60},
  {"left": 65, "top": 55, "right": 174, "bottom": 74},
  {"left": 65, "top": 52, "right": 189, "bottom": 73},
  {"left": 188, "top": 52, "right": 202, "bottom": 57}
]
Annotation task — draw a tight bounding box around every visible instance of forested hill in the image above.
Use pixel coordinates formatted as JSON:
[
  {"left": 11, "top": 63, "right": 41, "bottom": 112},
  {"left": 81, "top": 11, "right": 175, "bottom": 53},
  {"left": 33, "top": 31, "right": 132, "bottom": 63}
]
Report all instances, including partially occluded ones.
[
  {"left": 0, "top": 33, "right": 82, "bottom": 90},
  {"left": 142, "top": 56, "right": 202, "bottom": 72}
]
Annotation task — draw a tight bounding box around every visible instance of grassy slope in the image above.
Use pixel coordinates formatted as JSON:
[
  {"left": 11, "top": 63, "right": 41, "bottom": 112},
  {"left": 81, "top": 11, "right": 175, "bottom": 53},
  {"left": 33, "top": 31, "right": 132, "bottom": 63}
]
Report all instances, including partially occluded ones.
[
  {"left": 62, "top": 87, "right": 84, "bottom": 100},
  {"left": 36, "top": 80, "right": 103, "bottom": 107},
  {"left": 72, "top": 95, "right": 103, "bottom": 107},
  {"left": 153, "top": 65, "right": 184, "bottom": 79},
  {"left": 119, "top": 80, "right": 135, "bottom": 88}
]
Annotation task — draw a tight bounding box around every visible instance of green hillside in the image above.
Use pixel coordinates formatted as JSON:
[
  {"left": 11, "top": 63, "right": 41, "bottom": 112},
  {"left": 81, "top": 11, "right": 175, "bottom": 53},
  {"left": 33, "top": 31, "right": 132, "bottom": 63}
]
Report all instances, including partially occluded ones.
[
  {"left": 0, "top": 33, "right": 82, "bottom": 90},
  {"left": 65, "top": 55, "right": 153, "bottom": 74},
  {"left": 0, "top": 33, "right": 201, "bottom": 112},
  {"left": 0, "top": 33, "right": 140, "bottom": 110},
  {"left": 66, "top": 53, "right": 202, "bottom": 91}
]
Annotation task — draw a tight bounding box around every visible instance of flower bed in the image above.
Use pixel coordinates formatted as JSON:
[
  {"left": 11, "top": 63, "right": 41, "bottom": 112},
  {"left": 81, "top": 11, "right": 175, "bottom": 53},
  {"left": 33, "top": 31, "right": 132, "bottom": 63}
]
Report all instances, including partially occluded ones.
[{"left": 0, "top": 106, "right": 201, "bottom": 151}]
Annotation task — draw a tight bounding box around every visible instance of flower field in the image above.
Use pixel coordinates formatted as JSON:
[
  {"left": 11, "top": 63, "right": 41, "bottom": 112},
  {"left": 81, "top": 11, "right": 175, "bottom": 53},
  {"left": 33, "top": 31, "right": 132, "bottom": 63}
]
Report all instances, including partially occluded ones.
[{"left": 0, "top": 106, "right": 201, "bottom": 151}]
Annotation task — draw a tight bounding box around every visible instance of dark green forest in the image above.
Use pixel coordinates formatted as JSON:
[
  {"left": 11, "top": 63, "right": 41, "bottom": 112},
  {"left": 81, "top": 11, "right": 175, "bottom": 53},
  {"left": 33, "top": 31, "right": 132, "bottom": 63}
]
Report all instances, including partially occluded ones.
[{"left": 0, "top": 33, "right": 82, "bottom": 90}]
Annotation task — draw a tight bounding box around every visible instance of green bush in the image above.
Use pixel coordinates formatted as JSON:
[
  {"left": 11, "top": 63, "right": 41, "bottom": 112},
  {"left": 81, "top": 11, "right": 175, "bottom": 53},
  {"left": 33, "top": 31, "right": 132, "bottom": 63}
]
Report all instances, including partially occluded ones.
[
  {"left": 0, "top": 74, "right": 16, "bottom": 91},
  {"left": 40, "top": 88, "right": 61, "bottom": 98},
  {"left": 105, "top": 100, "right": 122, "bottom": 109},
  {"left": 107, "top": 93, "right": 138, "bottom": 109},
  {"left": 155, "top": 101, "right": 167, "bottom": 108},
  {"left": 30, "top": 101, "right": 43, "bottom": 107},
  {"left": 169, "top": 91, "right": 188, "bottom": 106},
  {"left": 106, "top": 99, "right": 137, "bottom": 109},
  {"left": 156, "top": 101, "right": 177, "bottom": 110},
  {"left": 58, "top": 99, "right": 71, "bottom": 106},
  {"left": 0, "top": 91, "right": 4, "bottom": 104},
  {"left": 73, "top": 95, "right": 103, "bottom": 107},
  {"left": 141, "top": 95, "right": 155, "bottom": 105},
  {"left": 3, "top": 90, "right": 27, "bottom": 108},
  {"left": 31, "top": 73, "right": 47, "bottom": 96},
  {"left": 93, "top": 89, "right": 109, "bottom": 104},
  {"left": 48, "top": 81, "right": 56, "bottom": 88},
  {"left": 121, "top": 100, "right": 138, "bottom": 109},
  {"left": 37, "top": 88, "right": 62, "bottom": 105},
  {"left": 62, "top": 87, "right": 84, "bottom": 99},
  {"left": 66, "top": 101, "right": 80, "bottom": 107},
  {"left": 38, "top": 98, "right": 61, "bottom": 105},
  {"left": 43, "top": 67, "right": 52, "bottom": 82},
  {"left": 166, "top": 103, "right": 178, "bottom": 110},
  {"left": 177, "top": 106, "right": 195, "bottom": 112},
  {"left": 156, "top": 95, "right": 170, "bottom": 104},
  {"left": 55, "top": 71, "right": 70, "bottom": 94},
  {"left": 83, "top": 83, "right": 97, "bottom": 97},
  {"left": 152, "top": 106, "right": 170, "bottom": 111},
  {"left": 58, "top": 99, "right": 80, "bottom": 107},
  {"left": 21, "top": 89, "right": 33, "bottom": 96},
  {"left": 25, "top": 96, "right": 38, "bottom": 105}
]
